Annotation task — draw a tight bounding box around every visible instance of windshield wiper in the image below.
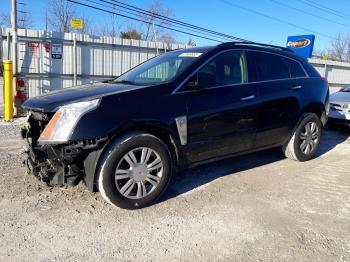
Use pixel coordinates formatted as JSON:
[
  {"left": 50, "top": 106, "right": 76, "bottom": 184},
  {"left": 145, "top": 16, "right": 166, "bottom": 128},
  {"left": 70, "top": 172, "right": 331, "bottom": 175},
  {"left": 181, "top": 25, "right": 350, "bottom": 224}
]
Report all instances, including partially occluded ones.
[
  {"left": 103, "top": 79, "right": 136, "bottom": 85},
  {"left": 112, "top": 79, "right": 137, "bottom": 85}
]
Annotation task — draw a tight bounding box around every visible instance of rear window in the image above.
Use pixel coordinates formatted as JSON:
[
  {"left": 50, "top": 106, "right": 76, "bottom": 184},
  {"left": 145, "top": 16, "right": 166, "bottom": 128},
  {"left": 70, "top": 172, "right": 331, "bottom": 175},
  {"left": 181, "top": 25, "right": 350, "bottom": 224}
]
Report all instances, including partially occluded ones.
[
  {"left": 252, "top": 52, "right": 290, "bottom": 81},
  {"left": 302, "top": 59, "right": 321, "bottom": 78},
  {"left": 285, "top": 59, "right": 306, "bottom": 78}
]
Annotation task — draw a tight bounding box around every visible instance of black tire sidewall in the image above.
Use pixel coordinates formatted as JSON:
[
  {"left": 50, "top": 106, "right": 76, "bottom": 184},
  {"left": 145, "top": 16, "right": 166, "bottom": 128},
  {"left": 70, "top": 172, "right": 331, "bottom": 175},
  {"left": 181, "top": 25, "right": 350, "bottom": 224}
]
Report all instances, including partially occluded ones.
[
  {"left": 293, "top": 113, "right": 322, "bottom": 161},
  {"left": 98, "top": 134, "right": 172, "bottom": 209}
]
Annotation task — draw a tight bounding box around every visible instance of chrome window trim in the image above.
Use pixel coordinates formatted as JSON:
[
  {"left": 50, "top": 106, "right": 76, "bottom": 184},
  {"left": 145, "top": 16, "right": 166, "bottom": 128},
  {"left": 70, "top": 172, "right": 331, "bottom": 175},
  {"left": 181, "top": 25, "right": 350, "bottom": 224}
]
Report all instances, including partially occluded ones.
[
  {"left": 171, "top": 48, "right": 310, "bottom": 95},
  {"left": 173, "top": 77, "right": 312, "bottom": 94}
]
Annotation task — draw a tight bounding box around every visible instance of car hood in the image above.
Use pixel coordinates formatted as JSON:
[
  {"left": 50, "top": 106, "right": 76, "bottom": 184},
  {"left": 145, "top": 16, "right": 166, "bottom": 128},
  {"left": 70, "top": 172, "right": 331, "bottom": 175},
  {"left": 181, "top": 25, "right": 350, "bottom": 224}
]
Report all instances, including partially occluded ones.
[
  {"left": 330, "top": 91, "right": 350, "bottom": 103},
  {"left": 23, "top": 82, "right": 147, "bottom": 112}
]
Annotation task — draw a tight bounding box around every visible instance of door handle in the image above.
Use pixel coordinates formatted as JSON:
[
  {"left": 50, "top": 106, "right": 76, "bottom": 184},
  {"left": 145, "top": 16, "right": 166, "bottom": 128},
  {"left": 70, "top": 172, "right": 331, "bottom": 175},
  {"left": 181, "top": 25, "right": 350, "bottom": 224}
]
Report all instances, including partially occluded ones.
[
  {"left": 291, "top": 85, "right": 302, "bottom": 90},
  {"left": 241, "top": 95, "right": 255, "bottom": 101}
]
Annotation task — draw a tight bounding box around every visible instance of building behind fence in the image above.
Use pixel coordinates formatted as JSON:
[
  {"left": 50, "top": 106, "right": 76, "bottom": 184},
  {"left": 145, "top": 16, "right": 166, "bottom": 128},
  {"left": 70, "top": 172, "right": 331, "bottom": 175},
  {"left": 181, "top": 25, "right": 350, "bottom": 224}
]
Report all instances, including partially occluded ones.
[{"left": 1, "top": 27, "right": 350, "bottom": 102}]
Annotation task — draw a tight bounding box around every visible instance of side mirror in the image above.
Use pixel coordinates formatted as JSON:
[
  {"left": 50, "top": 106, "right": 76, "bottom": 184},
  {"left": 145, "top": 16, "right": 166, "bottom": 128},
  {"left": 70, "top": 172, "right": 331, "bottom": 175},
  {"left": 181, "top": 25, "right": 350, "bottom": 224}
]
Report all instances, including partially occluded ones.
[
  {"left": 186, "top": 74, "right": 198, "bottom": 88},
  {"left": 186, "top": 71, "right": 217, "bottom": 90},
  {"left": 197, "top": 71, "right": 217, "bottom": 89}
]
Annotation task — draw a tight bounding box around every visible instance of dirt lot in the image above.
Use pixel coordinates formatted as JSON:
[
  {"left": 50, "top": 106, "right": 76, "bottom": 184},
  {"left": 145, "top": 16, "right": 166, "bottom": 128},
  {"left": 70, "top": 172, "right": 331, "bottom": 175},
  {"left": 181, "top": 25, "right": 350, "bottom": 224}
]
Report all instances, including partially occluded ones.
[{"left": 0, "top": 119, "right": 349, "bottom": 262}]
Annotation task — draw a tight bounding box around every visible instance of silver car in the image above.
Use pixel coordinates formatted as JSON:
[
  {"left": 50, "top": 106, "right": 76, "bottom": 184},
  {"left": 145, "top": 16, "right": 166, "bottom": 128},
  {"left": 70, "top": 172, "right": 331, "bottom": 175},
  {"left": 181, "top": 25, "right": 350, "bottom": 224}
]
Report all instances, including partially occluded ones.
[{"left": 328, "top": 85, "right": 350, "bottom": 127}]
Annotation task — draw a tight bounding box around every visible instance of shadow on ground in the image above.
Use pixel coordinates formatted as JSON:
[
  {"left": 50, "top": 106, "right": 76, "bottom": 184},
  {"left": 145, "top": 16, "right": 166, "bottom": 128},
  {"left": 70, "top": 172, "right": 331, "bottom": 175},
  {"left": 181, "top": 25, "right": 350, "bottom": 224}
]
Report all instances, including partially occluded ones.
[{"left": 160, "top": 128, "right": 349, "bottom": 202}]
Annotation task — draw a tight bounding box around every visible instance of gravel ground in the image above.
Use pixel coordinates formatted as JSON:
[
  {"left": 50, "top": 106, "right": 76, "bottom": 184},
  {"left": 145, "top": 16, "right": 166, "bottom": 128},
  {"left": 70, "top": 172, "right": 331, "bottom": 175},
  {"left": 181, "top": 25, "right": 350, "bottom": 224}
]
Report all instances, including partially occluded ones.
[
  {"left": 0, "top": 117, "right": 25, "bottom": 140},
  {"left": 0, "top": 118, "right": 26, "bottom": 173},
  {"left": 0, "top": 119, "right": 349, "bottom": 262}
]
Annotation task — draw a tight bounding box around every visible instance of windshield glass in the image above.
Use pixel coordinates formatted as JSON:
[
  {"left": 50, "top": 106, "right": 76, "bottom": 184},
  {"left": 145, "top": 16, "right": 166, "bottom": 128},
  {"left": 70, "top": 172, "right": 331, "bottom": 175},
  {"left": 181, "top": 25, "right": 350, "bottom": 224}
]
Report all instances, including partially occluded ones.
[
  {"left": 341, "top": 84, "right": 350, "bottom": 92},
  {"left": 115, "top": 50, "right": 204, "bottom": 85}
]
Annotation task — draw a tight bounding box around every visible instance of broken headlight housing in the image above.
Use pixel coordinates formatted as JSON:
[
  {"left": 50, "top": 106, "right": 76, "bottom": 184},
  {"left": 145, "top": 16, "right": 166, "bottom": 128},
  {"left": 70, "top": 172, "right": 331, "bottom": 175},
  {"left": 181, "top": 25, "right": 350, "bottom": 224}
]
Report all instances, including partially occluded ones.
[{"left": 38, "top": 99, "right": 100, "bottom": 144}]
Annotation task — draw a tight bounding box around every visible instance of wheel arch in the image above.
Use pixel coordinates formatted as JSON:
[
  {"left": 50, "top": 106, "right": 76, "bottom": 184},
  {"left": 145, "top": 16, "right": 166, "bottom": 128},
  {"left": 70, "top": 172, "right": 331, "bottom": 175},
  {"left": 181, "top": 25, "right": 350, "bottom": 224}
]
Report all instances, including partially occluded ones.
[
  {"left": 302, "top": 102, "right": 327, "bottom": 126},
  {"left": 84, "top": 121, "right": 181, "bottom": 192}
]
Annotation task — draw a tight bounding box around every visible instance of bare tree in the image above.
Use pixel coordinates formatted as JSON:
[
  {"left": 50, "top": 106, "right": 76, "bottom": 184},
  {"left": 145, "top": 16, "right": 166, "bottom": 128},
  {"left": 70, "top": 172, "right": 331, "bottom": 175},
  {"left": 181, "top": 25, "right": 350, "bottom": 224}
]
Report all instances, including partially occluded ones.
[
  {"left": 139, "top": 0, "right": 175, "bottom": 42},
  {"left": 187, "top": 38, "right": 196, "bottom": 46},
  {"left": 159, "top": 33, "right": 177, "bottom": 46},
  {"left": 17, "top": 10, "right": 34, "bottom": 29},
  {"left": 325, "top": 34, "right": 350, "bottom": 62},
  {"left": 99, "top": 13, "right": 122, "bottom": 37},
  {"left": 1, "top": 10, "right": 33, "bottom": 29},
  {"left": 47, "top": 0, "right": 77, "bottom": 33}
]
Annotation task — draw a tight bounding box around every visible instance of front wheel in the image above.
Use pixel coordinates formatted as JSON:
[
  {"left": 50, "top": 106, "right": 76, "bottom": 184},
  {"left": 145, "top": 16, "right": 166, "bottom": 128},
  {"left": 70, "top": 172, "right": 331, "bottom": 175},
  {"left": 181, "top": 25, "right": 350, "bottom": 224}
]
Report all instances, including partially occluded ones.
[
  {"left": 283, "top": 113, "right": 322, "bottom": 162},
  {"left": 98, "top": 132, "right": 172, "bottom": 209}
]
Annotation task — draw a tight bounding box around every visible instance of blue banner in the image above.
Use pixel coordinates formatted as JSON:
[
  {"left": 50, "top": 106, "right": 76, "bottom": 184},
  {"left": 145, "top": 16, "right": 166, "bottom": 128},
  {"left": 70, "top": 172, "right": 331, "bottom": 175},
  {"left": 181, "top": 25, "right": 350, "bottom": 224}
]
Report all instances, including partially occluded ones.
[{"left": 286, "top": 35, "right": 315, "bottom": 58}]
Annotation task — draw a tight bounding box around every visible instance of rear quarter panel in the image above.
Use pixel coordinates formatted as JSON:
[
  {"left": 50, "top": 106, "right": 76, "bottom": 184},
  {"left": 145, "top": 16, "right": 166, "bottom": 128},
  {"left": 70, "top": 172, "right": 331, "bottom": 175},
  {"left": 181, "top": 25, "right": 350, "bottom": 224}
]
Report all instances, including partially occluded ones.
[{"left": 299, "top": 77, "right": 329, "bottom": 115}]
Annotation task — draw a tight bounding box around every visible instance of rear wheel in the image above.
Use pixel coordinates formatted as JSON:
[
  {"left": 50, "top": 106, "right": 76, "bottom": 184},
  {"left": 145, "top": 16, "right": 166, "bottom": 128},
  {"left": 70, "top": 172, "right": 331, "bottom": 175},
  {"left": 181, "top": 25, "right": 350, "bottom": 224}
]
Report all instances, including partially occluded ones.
[
  {"left": 283, "top": 113, "right": 322, "bottom": 161},
  {"left": 98, "top": 132, "right": 172, "bottom": 209}
]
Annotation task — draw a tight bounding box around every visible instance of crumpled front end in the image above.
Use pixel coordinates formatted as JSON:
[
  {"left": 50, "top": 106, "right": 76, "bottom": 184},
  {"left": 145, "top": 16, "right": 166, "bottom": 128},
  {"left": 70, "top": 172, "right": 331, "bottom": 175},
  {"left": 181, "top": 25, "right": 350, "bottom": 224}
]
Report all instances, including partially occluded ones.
[{"left": 21, "top": 111, "right": 107, "bottom": 188}]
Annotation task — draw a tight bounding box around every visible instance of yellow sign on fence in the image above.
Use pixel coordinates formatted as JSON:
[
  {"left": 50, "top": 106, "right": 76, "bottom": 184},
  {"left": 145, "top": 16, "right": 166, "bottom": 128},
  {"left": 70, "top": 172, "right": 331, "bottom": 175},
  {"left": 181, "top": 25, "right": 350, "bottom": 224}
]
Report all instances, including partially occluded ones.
[{"left": 71, "top": 19, "right": 83, "bottom": 29}]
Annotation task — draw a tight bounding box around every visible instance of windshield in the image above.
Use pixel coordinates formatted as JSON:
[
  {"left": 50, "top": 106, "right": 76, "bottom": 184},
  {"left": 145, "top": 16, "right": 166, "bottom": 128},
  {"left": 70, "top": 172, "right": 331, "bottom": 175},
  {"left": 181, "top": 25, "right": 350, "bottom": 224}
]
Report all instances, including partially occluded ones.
[
  {"left": 341, "top": 84, "right": 350, "bottom": 92},
  {"left": 114, "top": 50, "right": 204, "bottom": 85}
]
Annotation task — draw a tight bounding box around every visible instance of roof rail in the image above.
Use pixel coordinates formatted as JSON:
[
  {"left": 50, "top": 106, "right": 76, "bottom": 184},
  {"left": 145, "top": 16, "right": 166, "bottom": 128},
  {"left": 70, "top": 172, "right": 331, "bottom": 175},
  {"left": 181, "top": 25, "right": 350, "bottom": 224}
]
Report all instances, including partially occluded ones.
[{"left": 219, "top": 42, "right": 292, "bottom": 52}]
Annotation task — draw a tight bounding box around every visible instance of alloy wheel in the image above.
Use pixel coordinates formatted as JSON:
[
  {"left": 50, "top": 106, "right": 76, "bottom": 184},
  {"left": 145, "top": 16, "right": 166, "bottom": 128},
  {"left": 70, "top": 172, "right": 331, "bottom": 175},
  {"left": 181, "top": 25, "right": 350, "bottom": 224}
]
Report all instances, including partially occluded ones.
[
  {"left": 114, "top": 147, "right": 163, "bottom": 199},
  {"left": 299, "top": 121, "right": 319, "bottom": 155}
]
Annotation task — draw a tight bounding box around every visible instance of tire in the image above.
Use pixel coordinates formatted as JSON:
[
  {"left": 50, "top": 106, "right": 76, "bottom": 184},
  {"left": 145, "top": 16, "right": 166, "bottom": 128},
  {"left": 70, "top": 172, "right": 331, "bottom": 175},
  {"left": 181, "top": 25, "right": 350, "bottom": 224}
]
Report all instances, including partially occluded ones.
[
  {"left": 98, "top": 132, "right": 172, "bottom": 209},
  {"left": 283, "top": 113, "right": 322, "bottom": 162}
]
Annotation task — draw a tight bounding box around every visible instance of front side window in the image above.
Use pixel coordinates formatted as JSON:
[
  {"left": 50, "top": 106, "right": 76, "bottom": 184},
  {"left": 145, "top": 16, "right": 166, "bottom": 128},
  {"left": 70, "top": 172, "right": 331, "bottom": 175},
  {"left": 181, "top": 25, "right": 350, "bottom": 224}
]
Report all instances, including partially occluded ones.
[
  {"left": 115, "top": 50, "right": 204, "bottom": 85},
  {"left": 253, "top": 52, "right": 290, "bottom": 81},
  {"left": 197, "top": 50, "right": 247, "bottom": 88}
]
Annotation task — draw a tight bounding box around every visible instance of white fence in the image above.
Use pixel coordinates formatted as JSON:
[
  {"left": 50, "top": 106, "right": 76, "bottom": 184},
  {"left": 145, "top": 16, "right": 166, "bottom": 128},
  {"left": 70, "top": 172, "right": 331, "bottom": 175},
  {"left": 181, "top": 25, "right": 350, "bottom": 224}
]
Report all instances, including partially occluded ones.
[
  {"left": 309, "top": 57, "right": 350, "bottom": 93},
  {"left": 1, "top": 28, "right": 350, "bottom": 99},
  {"left": 1, "top": 28, "right": 187, "bottom": 98}
]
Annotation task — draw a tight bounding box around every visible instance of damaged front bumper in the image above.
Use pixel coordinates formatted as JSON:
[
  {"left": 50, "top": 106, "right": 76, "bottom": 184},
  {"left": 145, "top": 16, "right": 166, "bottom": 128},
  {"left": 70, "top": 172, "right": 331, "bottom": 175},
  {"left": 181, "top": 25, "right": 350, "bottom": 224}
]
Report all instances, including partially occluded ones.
[
  {"left": 24, "top": 141, "right": 80, "bottom": 186},
  {"left": 21, "top": 112, "right": 107, "bottom": 190}
]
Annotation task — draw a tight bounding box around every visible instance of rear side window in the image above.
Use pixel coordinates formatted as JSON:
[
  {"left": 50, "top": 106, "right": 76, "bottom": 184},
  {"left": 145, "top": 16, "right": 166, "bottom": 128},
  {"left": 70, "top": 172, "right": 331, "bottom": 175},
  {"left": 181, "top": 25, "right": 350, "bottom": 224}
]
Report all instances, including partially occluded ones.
[
  {"left": 285, "top": 59, "right": 306, "bottom": 78},
  {"left": 250, "top": 51, "right": 290, "bottom": 81}
]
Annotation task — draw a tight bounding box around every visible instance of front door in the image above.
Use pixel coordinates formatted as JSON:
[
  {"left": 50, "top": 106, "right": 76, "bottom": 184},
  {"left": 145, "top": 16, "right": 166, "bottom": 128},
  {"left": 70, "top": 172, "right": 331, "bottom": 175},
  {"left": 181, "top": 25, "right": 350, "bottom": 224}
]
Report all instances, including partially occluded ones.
[{"left": 179, "top": 50, "right": 259, "bottom": 163}]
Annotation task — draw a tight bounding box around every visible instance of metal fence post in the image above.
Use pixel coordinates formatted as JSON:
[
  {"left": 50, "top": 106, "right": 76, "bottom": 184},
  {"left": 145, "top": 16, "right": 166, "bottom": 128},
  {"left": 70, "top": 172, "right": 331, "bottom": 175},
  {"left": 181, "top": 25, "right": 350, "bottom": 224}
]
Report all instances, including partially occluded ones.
[
  {"left": 324, "top": 61, "right": 328, "bottom": 79},
  {"left": 6, "top": 31, "right": 10, "bottom": 60},
  {"left": 73, "top": 34, "right": 77, "bottom": 86}
]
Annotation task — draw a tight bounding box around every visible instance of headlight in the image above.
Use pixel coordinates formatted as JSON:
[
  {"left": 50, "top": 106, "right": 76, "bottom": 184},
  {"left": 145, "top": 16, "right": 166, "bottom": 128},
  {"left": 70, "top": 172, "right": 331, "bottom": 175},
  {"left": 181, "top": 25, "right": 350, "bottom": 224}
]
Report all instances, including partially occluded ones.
[{"left": 38, "top": 99, "right": 100, "bottom": 144}]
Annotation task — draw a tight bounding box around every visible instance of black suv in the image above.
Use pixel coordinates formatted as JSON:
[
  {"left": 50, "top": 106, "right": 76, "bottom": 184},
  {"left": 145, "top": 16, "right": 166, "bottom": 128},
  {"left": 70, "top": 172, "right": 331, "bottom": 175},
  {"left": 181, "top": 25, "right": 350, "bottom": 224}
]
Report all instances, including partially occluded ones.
[{"left": 22, "top": 42, "right": 329, "bottom": 209}]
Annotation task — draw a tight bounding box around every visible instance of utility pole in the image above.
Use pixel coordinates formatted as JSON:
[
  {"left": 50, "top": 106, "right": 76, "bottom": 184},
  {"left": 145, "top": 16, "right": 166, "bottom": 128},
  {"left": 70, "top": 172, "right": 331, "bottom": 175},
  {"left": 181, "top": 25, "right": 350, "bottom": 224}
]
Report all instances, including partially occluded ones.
[
  {"left": 45, "top": 9, "right": 48, "bottom": 32},
  {"left": 11, "top": 0, "right": 18, "bottom": 116},
  {"left": 73, "top": 34, "right": 77, "bottom": 86},
  {"left": 11, "top": 0, "right": 17, "bottom": 74},
  {"left": 152, "top": 22, "right": 159, "bottom": 55}
]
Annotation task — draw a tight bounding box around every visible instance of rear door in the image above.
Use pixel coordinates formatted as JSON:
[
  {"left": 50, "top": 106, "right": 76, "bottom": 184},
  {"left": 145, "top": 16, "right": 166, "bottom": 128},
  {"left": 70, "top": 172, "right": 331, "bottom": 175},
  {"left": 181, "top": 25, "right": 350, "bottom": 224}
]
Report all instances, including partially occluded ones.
[
  {"left": 247, "top": 51, "right": 306, "bottom": 148},
  {"left": 179, "top": 50, "right": 258, "bottom": 163}
]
